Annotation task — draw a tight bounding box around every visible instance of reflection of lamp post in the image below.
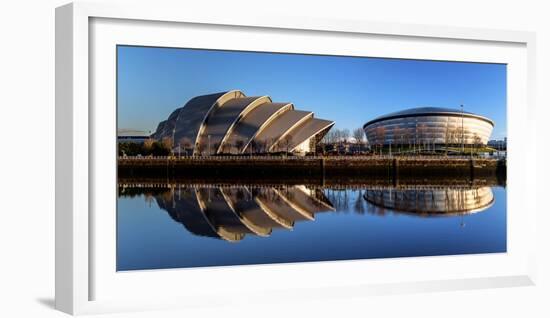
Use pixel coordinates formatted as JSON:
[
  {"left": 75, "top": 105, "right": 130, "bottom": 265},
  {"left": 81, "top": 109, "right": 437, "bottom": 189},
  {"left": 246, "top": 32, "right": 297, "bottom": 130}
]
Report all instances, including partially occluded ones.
[{"left": 171, "top": 185, "right": 175, "bottom": 209}]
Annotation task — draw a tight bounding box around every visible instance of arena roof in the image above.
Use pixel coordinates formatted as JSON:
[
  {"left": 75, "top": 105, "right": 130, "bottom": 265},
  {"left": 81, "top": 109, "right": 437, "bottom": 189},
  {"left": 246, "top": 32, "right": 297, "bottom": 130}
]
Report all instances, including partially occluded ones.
[{"left": 363, "top": 107, "right": 494, "bottom": 128}]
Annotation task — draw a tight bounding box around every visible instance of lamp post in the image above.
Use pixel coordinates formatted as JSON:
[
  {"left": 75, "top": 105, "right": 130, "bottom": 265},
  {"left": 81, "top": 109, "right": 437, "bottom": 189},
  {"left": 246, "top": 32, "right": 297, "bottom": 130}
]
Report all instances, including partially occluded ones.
[
  {"left": 461, "top": 104, "right": 465, "bottom": 155},
  {"left": 414, "top": 117, "right": 418, "bottom": 154},
  {"left": 208, "top": 135, "right": 211, "bottom": 156},
  {"left": 172, "top": 128, "right": 175, "bottom": 157}
]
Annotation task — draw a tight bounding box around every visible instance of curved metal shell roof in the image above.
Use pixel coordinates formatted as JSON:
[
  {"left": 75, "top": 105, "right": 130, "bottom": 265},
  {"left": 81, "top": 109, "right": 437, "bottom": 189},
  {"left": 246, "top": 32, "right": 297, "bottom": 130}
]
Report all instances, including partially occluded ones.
[
  {"left": 278, "top": 117, "right": 335, "bottom": 152},
  {"left": 197, "top": 96, "right": 272, "bottom": 153},
  {"left": 363, "top": 107, "right": 494, "bottom": 128},
  {"left": 250, "top": 110, "right": 312, "bottom": 151},
  {"left": 152, "top": 90, "right": 245, "bottom": 146},
  {"left": 223, "top": 102, "right": 294, "bottom": 153},
  {"left": 152, "top": 90, "right": 334, "bottom": 154}
]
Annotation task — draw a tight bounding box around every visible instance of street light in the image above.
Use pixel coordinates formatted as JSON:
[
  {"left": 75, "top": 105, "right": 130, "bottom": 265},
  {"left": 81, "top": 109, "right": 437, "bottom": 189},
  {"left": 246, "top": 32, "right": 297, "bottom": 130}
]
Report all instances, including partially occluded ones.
[
  {"left": 461, "top": 104, "right": 465, "bottom": 154},
  {"left": 208, "top": 134, "right": 211, "bottom": 156},
  {"left": 172, "top": 128, "right": 176, "bottom": 157}
]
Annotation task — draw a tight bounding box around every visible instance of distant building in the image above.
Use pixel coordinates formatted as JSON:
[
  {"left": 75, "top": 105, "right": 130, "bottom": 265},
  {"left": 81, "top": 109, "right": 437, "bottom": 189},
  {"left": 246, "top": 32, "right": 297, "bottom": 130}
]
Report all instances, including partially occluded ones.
[
  {"left": 363, "top": 107, "right": 494, "bottom": 147},
  {"left": 117, "top": 129, "right": 151, "bottom": 143},
  {"left": 151, "top": 90, "right": 334, "bottom": 155},
  {"left": 487, "top": 138, "right": 507, "bottom": 150}
]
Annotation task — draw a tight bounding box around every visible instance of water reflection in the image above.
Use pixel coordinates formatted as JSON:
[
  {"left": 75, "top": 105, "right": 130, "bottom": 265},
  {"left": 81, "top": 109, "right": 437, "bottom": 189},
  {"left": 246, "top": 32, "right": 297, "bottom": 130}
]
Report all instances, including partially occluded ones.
[
  {"left": 126, "top": 185, "right": 335, "bottom": 242},
  {"left": 363, "top": 186, "right": 494, "bottom": 217},
  {"left": 118, "top": 179, "right": 506, "bottom": 270},
  {"left": 119, "top": 182, "right": 496, "bottom": 242}
]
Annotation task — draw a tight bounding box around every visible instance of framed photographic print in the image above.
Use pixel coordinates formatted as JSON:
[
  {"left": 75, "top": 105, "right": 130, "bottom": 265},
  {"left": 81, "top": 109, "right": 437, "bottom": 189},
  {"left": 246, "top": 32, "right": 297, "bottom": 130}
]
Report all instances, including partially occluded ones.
[{"left": 55, "top": 2, "right": 537, "bottom": 315}]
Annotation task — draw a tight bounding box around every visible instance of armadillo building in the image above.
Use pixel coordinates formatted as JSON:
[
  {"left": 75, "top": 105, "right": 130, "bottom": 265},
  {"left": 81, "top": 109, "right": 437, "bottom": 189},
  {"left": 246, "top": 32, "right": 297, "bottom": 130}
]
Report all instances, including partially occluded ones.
[
  {"left": 151, "top": 90, "right": 334, "bottom": 155},
  {"left": 363, "top": 107, "right": 494, "bottom": 147}
]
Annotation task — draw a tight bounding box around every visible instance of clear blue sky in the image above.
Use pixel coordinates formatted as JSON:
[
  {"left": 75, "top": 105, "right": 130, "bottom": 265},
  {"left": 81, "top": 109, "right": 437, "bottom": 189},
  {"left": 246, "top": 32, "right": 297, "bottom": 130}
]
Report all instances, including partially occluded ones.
[{"left": 118, "top": 45, "right": 507, "bottom": 139}]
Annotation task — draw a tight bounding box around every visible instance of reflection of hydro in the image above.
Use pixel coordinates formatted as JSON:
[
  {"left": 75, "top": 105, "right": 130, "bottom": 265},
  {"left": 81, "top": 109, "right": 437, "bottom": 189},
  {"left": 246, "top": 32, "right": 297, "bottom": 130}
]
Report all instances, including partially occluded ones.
[
  {"left": 155, "top": 186, "right": 335, "bottom": 242},
  {"left": 363, "top": 186, "right": 494, "bottom": 216}
]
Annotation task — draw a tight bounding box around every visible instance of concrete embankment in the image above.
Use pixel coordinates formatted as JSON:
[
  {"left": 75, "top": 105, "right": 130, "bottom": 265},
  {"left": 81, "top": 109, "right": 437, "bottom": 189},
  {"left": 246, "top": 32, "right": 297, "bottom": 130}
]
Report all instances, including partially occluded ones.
[{"left": 118, "top": 156, "right": 506, "bottom": 183}]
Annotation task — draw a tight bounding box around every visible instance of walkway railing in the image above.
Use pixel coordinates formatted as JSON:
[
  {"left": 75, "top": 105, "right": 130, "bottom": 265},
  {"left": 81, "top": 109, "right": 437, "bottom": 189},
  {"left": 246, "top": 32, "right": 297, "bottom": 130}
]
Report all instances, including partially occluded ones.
[{"left": 118, "top": 155, "right": 502, "bottom": 161}]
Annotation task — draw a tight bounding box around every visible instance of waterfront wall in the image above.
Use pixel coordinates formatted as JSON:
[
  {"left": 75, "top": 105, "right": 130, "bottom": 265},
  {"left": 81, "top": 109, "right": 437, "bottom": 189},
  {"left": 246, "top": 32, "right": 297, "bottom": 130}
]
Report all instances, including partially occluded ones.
[{"left": 118, "top": 156, "right": 506, "bottom": 184}]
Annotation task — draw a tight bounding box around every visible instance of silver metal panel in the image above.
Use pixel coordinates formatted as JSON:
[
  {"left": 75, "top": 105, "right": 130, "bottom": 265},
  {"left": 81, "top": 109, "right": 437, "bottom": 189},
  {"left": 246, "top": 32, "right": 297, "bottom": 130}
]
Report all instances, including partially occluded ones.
[
  {"left": 248, "top": 110, "right": 312, "bottom": 152},
  {"left": 364, "top": 114, "right": 494, "bottom": 146},
  {"left": 197, "top": 96, "right": 271, "bottom": 154},
  {"left": 274, "top": 117, "right": 334, "bottom": 152},
  {"left": 222, "top": 103, "right": 293, "bottom": 153},
  {"left": 152, "top": 90, "right": 334, "bottom": 155},
  {"left": 151, "top": 91, "right": 245, "bottom": 152},
  {"left": 365, "top": 107, "right": 494, "bottom": 127}
]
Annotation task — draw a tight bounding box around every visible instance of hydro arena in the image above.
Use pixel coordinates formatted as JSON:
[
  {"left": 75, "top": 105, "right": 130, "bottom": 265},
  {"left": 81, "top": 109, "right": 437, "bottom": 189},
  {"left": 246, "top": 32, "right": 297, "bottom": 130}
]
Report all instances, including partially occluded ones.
[
  {"left": 152, "top": 90, "right": 334, "bottom": 155},
  {"left": 363, "top": 107, "right": 494, "bottom": 150}
]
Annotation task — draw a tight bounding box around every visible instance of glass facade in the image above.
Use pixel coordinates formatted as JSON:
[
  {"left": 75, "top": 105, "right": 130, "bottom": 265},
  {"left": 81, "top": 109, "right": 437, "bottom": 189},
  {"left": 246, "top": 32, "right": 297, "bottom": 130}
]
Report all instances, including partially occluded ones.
[{"left": 364, "top": 113, "right": 494, "bottom": 146}]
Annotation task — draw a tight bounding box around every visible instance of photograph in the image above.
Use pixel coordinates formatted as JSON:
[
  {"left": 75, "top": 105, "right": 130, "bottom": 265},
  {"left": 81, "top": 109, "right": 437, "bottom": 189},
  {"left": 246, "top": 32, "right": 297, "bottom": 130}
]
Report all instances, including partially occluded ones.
[{"left": 116, "top": 45, "right": 507, "bottom": 271}]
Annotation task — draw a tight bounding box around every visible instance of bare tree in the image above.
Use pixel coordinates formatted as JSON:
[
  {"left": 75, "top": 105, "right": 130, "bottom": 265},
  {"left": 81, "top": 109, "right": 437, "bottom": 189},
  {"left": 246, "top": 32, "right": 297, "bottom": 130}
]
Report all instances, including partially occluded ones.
[
  {"left": 444, "top": 127, "right": 451, "bottom": 155},
  {"left": 341, "top": 129, "right": 350, "bottom": 144},
  {"left": 235, "top": 139, "right": 245, "bottom": 154},
  {"left": 260, "top": 140, "right": 268, "bottom": 153},
  {"left": 451, "top": 127, "right": 460, "bottom": 146},
  {"left": 179, "top": 137, "right": 192, "bottom": 156},
  {"left": 333, "top": 129, "right": 342, "bottom": 154},
  {"left": 161, "top": 136, "right": 173, "bottom": 154},
  {"left": 473, "top": 133, "right": 482, "bottom": 149},
  {"left": 143, "top": 138, "right": 154, "bottom": 155},
  {"left": 353, "top": 128, "right": 364, "bottom": 145},
  {"left": 416, "top": 124, "right": 426, "bottom": 149},
  {"left": 392, "top": 127, "right": 402, "bottom": 154},
  {"left": 194, "top": 142, "right": 203, "bottom": 156},
  {"left": 375, "top": 126, "right": 386, "bottom": 155},
  {"left": 281, "top": 134, "right": 293, "bottom": 153},
  {"left": 248, "top": 140, "right": 257, "bottom": 155},
  {"left": 270, "top": 137, "right": 280, "bottom": 152}
]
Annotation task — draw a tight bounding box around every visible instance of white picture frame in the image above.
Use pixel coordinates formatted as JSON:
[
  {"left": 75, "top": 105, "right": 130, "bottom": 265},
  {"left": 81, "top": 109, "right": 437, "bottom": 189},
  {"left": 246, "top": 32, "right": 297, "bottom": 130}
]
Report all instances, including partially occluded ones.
[{"left": 55, "top": 2, "right": 537, "bottom": 315}]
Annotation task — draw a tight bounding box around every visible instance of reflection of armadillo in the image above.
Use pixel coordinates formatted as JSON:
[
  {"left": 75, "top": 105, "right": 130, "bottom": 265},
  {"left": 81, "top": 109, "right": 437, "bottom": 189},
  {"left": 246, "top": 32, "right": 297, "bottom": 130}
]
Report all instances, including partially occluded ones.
[{"left": 154, "top": 185, "right": 335, "bottom": 242}]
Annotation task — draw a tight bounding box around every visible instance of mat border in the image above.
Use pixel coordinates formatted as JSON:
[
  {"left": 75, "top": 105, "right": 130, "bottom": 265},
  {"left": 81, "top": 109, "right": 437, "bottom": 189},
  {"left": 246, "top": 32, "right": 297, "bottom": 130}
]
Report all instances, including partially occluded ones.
[{"left": 55, "top": 2, "right": 537, "bottom": 315}]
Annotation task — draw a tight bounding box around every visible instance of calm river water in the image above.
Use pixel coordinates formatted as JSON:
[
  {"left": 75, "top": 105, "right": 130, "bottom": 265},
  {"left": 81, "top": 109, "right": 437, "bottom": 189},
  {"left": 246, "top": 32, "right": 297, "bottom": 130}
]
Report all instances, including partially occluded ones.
[{"left": 117, "top": 182, "right": 506, "bottom": 271}]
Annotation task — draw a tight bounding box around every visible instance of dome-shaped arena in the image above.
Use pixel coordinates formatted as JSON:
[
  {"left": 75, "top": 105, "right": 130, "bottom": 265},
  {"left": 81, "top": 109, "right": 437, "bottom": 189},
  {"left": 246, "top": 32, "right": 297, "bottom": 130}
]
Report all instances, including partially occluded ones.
[
  {"left": 363, "top": 107, "right": 494, "bottom": 148},
  {"left": 151, "top": 90, "right": 334, "bottom": 155}
]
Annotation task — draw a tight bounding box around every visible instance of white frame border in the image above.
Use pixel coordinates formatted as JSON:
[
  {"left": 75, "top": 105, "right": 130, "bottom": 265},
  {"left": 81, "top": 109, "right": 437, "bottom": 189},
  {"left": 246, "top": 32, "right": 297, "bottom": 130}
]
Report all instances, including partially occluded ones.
[{"left": 55, "top": 2, "right": 537, "bottom": 315}]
